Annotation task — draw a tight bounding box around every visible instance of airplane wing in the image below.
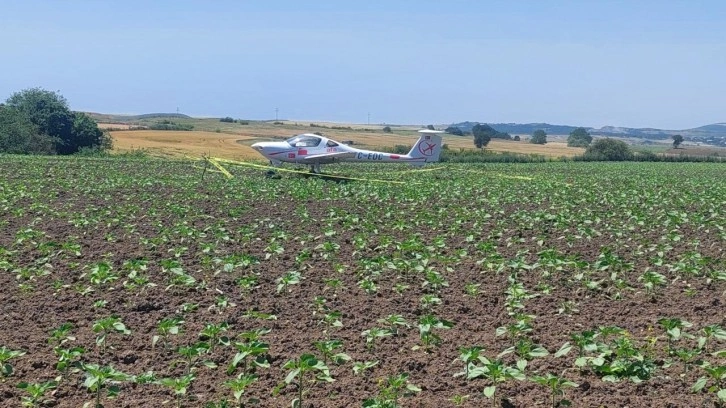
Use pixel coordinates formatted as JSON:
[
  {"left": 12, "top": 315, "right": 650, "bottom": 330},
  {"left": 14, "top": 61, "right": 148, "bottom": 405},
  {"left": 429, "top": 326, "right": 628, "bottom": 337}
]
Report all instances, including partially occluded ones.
[{"left": 299, "top": 151, "right": 357, "bottom": 163}]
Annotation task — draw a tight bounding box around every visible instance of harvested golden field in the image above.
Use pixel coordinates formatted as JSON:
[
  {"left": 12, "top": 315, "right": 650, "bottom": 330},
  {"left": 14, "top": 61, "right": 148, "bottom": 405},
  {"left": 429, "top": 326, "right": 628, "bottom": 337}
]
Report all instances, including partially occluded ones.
[
  {"left": 98, "top": 123, "right": 131, "bottom": 129},
  {"left": 664, "top": 145, "right": 726, "bottom": 157},
  {"left": 111, "top": 125, "right": 585, "bottom": 160},
  {"left": 111, "top": 130, "right": 261, "bottom": 160}
]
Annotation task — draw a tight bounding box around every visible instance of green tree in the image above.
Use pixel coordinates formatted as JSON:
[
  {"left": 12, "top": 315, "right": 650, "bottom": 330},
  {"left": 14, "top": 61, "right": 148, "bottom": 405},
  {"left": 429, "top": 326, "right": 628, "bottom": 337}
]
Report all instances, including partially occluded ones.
[
  {"left": 530, "top": 129, "right": 547, "bottom": 145},
  {"left": 3, "top": 88, "right": 110, "bottom": 154},
  {"left": 426, "top": 124, "right": 435, "bottom": 130},
  {"left": 567, "top": 127, "right": 592, "bottom": 147},
  {"left": 382, "top": 126, "right": 392, "bottom": 133},
  {"left": 445, "top": 126, "right": 464, "bottom": 136},
  {"left": 72, "top": 111, "right": 112, "bottom": 153},
  {"left": 0, "top": 106, "right": 55, "bottom": 154},
  {"left": 672, "top": 134, "right": 684, "bottom": 148},
  {"left": 472, "top": 124, "right": 495, "bottom": 148},
  {"left": 585, "top": 138, "right": 633, "bottom": 160}
]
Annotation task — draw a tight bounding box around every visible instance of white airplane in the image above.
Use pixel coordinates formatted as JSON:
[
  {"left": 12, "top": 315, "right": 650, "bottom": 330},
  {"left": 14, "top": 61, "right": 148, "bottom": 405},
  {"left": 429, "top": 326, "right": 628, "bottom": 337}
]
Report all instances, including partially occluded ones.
[{"left": 251, "top": 129, "right": 443, "bottom": 173}]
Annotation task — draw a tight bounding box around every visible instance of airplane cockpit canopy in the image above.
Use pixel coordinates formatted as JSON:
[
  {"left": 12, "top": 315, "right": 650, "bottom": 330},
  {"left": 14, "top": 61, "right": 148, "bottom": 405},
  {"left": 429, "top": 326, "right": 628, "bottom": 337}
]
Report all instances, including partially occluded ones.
[{"left": 286, "top": 135, "right": 322, "bottom": 148}]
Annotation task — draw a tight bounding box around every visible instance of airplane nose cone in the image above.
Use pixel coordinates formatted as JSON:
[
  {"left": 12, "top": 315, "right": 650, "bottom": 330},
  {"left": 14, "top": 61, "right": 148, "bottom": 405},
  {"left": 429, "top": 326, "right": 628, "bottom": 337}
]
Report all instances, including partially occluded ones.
[{"left": 251, "top": 142, "right": 263, "bottom": 151}]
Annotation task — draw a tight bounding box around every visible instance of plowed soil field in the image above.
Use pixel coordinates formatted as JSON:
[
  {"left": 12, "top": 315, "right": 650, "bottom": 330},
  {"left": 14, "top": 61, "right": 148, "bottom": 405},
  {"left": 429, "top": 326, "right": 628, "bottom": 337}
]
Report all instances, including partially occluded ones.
[{"left": 1, "top": 156, "right": 725, "bottom": 407}]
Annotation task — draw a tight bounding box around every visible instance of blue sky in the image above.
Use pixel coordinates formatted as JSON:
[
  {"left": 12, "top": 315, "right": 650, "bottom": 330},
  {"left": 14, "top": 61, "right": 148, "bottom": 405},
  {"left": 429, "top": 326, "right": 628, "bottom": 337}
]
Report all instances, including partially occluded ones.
[{"left": 2, "top": 0, "right": 725, "bottom": 129}]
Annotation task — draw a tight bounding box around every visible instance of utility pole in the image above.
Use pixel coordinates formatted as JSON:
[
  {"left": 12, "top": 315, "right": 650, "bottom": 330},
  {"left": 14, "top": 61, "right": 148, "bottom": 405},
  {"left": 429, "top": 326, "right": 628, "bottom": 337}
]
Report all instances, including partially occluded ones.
[
  {"left": 275, "top": 108, "right": 278, "bottom": 121},
  {"left": 367, "top": 112, "right": 370, "bottom": 125}
]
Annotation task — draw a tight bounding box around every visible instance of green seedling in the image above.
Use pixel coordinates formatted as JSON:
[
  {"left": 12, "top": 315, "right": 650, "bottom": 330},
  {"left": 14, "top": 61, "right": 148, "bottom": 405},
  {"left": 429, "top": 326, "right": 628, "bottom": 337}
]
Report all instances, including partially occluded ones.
[
  {"left": 236, "top": 275, "right": 259, "bottom": 295},
  {"left": 377, "top": 314, "right": 409, "bottom": 336},
  {"left": 54, "top": 347, "right": 85, "bottom": 380},
  {"left": 363, "top": 372, "right": 421, "bottom": 408},
  {"left": 552, "top": 330, "right": 599, "bottom": 364},
  {"left": 658, "top": 318, "right": 693, "bottom": 354},
  {"left": 178, "top": 342, "right": 211, "bottom": 375},
  {"left": 673, "top": 347, "right": 702, "bottom": 373},
  {"left": 48, "top": 323, "right": 75, "bottom": 346},
  {"left": 178, "top": 303, "right": 199, "bottom": 315},
  {"left": 393, "top": 283, "right": 410, "bottom": 295},
  {"left": 449, "top": 394, "right": 470, "bottom": 406},
  {"left": 87, "top": 261, "right": 118, "bottom": 286},
  {"left": 639, "top": 269, "right": 667, "bottom": 298},
  {"left": 279, "top": 353, "right": 334, "bottom": 408},
  {"left": 358, "top": 277, "right": 378, "bottom": 295},
  {"left": 320, "top": 310, "right": 343, "bottom": 331},
  {"left": 228, "top": 341, "right": 270, "bottom": 375},
  {"left": 421, "top": 269, "right": 449, "bottom": 292},
  {"left": 468, "top": 357, "right": 526, "bottom": 408},
  {"left": 238, "top": 327, "right": 272, "bottom": 342},
  {"left": 352, "top": 360, "right": 378, "bottom": 376},
  {"left": 310, "top": 296, "right": 327, "bottom": 313},
  {"left": 81, "top": 363, "right": 132, "bottom": 408},
  {"left": 276, "top": 271, "right": 301, "bottom": 294},
  {"left": 323, "top": 278, "right": 343, "bottom": 292},
  {"left": 153, "top": 317, "right": 184, "bottom": 349},
  {"left": 0, "top": 346, "right": 26, "bottom": 377},
  {"left": 314, "top": 339, "right": 351, "bottom": 366},
  {"left": 92, "top": 300, "right": 108, "bottom": 309},
  {"left": 581, "top": 334, "right": 656, "bottom": 383},
  {"left": 224, "top": 373, "right": 258, "bottom": 407},
  {"left": 210, "top": 296, "right": 235, "bottom": 314},
  {"left": 456, "top": 346, "right": 485, "bottom": 378},
  {"left": 243, "top": 310, "right": 277, "bottom": 321},
  {"left": 499, "top": 337, "right": 549, "bottom": 362},
  {"left": 699, "top": 324, "right": 726, "bottom": 352},
  {"left": 134, "top": 371, "right": 157, "bottom": 384},
  {"left": 692, "top": 363, "right": 726, "bottom": 404},
  {"left": 530, "top": 373, "right": 578, "bottom": 407},
  {"left": 199, "top": 322, "right": 230, "bottom": 352},
  {"left": 463, "top": 282, "right": 481, "bottom": 297},
  {"left": 557, "top": 300, "right": 579, "bottom": 316},
  {"left": 420, "top": 294, "right": 442, "bottom": 310},
  {"left": 92, "top": 316, "right": 131, "bottom": 354},
  {"left": 159, "top": 373, "right": 195, "bottom": 408},
  {"left": 17, "top": 380, "right": 56, "bottom": 407},
  {"left": 362, "top": 327, "right": 393, "bottom": 350},
  {"left": 416, "top": 314, "right": 454, "bottom": 350}
]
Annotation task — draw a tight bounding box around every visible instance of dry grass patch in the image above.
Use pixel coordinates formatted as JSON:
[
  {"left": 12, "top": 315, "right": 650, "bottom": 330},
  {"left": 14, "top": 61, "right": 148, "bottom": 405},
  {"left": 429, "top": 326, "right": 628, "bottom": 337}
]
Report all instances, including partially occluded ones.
[{"left": 111, "top": 130, "right": 261, "bottom": 160}]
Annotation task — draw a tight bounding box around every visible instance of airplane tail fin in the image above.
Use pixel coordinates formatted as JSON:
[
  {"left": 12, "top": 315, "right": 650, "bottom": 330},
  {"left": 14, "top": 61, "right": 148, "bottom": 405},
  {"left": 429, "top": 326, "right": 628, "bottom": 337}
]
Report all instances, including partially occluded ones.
[{"left": 407, "top": 130, "right": 443, "bottom": 165}]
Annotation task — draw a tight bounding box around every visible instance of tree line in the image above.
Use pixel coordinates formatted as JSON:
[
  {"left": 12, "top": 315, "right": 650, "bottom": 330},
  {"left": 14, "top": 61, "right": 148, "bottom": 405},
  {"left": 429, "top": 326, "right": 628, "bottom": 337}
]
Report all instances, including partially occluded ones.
[
  {"left": 445, "top": 122, "right": 696, "bottom": 162},
  {"left": 0, "top": 88, "right": 111, "bottom": 155}
]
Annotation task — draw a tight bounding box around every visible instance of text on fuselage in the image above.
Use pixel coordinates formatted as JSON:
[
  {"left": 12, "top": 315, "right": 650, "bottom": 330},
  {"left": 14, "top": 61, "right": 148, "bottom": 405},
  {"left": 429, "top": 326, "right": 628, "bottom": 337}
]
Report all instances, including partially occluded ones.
[{"left": 357, "top": 152, "right": 384, "bottom": 160}]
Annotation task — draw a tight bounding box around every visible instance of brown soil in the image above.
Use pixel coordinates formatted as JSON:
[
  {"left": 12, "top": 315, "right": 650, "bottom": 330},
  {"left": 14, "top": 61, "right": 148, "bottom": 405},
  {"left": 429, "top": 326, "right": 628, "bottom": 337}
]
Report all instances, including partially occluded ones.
[{"left": 0, "top": 158, "right": 724, "bottom": 408}]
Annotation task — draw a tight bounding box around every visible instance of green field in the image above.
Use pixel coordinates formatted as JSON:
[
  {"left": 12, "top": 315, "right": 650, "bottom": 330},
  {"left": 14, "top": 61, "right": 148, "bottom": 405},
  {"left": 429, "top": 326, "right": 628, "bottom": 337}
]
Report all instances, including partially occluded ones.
[{"left": 1, "top": 156, "right": 725, "bottom": 407}]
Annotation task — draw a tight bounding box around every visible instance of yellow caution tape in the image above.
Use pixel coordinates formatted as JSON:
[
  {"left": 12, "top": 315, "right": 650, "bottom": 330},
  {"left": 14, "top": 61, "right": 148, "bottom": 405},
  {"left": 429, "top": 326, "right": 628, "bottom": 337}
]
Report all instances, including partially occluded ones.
[
  {"left": 211, "top": 157, "right": 409, "bottom": 184},
  {"left": 191, "top": 165, "right": 224, "bottom": 174},
  {"left": 205, "top": 157, "right": 234, "bottom": 179}
]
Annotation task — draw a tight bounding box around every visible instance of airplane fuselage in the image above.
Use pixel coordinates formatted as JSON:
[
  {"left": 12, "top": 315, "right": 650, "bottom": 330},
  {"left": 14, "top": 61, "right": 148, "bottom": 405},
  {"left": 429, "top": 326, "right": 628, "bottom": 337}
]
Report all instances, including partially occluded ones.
[{"left": 251, "top": 131, "right": 442, "bottom": 171}]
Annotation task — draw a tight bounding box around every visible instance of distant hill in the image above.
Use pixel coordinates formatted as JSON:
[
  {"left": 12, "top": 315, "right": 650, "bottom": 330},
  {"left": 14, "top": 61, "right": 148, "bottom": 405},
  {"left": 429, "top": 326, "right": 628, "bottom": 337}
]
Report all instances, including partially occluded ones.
[
  {"left": 87, "top": 112, "right": 192, "bottom": 122},
  {"left": 449, "top": 121, "right": 726, "bottom": 146},
  {"left": 451, "top": 121, "right": 583, "bottom": 136}
]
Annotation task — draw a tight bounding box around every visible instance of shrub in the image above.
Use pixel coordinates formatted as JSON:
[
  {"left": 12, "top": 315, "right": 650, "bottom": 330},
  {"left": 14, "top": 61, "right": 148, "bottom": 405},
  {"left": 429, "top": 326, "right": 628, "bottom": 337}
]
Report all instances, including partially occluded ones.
[{"left": 584, "top": 138, "right": 633, "bottom": 161}]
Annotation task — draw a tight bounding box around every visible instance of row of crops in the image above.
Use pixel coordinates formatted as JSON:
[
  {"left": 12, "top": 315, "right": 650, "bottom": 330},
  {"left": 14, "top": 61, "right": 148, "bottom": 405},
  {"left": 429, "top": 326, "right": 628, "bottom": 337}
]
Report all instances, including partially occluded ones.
[{"left": 0, "top": 155, "right": 725, "bottom": 407}]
